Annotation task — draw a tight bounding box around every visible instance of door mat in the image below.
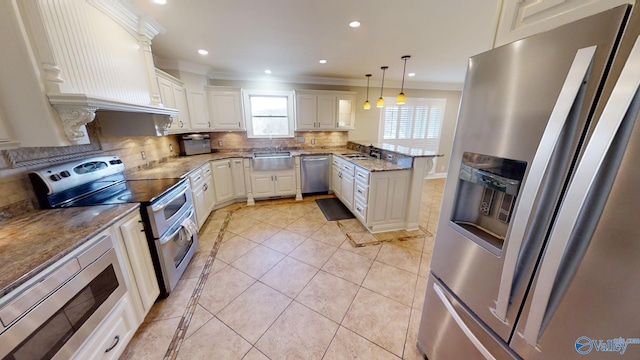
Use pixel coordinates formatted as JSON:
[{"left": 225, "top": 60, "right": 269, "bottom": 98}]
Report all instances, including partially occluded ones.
[
  {"left": 336, "top": 218, "right": 430, "bottom": 247},
  {"left": 316, "top": 198, "right": 356, "bottom": 221}
]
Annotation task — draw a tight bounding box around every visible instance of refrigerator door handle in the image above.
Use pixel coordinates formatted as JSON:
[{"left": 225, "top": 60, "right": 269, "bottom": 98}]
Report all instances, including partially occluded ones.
[
  {"left": 522, "top": 35, "right": 640, "bottom": 346},
  {"left": 433, "top": 283, "right": 497, "bottom": 360},
  {"left": 492, "top": 46, "right": 598, "bottom": 322}
]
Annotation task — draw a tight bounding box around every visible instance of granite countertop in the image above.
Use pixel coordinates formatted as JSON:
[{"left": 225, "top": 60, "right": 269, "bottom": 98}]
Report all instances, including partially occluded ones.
[
  {"left": 0, "top": 203, "right": 139, "bottom": 298},
  {"left": 350, "top": 140, "right": 443, "bottom": 158},
  {"left": 126, "top": 146, "right": 416, "bottom": 180}
]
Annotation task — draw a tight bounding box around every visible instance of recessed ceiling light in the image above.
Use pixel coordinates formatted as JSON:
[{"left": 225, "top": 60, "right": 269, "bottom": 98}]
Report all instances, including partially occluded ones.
[
  {"left": 151, "top": 0, "right": 166, "bottom": 4},
  {"left": 319, "top": 59, "right": 327, "bottom": 64},
  {"left": 197, "top": 49, "right": 208, "bottom": 55},
  {"left": 349, "top": 21, "right": 361, "bottom": 28},
  {"left": 408, "top": 73, "right": 416, "bottom": 77},
  {"left": 264, "top": 69, "right": 272, "bottom": 74}
]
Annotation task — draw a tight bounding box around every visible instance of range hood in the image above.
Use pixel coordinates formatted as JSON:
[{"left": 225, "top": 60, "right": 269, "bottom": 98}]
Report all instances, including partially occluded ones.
[{"left": 48, "top": 94, "right": 178, "bottom": 139}]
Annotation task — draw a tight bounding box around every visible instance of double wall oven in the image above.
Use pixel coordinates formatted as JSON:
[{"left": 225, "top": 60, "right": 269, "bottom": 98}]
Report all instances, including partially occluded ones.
[{"left": 28, "top": 156, "right": 198, "bottom": 297}]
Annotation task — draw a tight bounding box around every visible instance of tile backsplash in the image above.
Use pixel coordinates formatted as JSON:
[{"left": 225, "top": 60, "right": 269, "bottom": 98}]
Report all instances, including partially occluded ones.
[
  {"left": 0, "top": 123, "right": 348, "bottom": 217},
  {"left": 0, "top": 120, "right": 180, "bottom": 214}
]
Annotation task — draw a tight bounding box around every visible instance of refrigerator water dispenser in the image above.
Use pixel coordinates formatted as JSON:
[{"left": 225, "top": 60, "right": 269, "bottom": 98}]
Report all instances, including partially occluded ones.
[{"left": 451, "top": 152, "right": 526, "bottom": 252}]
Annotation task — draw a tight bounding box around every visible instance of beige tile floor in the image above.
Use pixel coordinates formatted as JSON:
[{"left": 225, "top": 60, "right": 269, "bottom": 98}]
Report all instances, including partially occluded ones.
[{"left": 122, "top": 178, "right": 445, "bottom": 360}]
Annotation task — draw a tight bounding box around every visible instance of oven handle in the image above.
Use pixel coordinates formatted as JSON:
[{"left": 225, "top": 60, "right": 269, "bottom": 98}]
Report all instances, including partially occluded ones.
[
  {"left": 158, "top": 210, "right": 194, "bottom": 245},
  {"left": 150, "top": 184, "right": 189, "bottom": 212}
]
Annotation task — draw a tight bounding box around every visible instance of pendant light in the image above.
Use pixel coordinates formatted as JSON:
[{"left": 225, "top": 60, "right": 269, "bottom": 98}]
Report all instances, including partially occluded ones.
[
  {"left": 397, "top": 55, "right": 410, "bottom": 105},
  {"left": 377, "top": 66, "right": 388, "bottom": 108},
  {"left": 363, "top": 74, "right": 372, "bottom": 110}
]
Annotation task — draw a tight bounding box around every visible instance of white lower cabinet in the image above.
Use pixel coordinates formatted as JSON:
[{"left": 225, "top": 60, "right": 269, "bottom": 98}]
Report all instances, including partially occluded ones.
[
  {"left": 211, "top": 159, "right": 234, "bottom": 204},
  {"left": 189, "top": 164, "right": 215, "bottom": 229},
  {"left": 332, "top": 156, "right": 355, "bottom": 210},
  {"left": 73, "top": 292, "right": 138, "bottom": 360},
  {"left": 231, "top": 158, "right": 246, "bottom": 197},
  {"left": 250, "top": 170, "right": 296, "bottom": 199},
  {"left": 112, "top": 211, "right": 159, "bottom": 318},
  {"left": 354, "top": 168, "right": 410, "bottom": 232}
]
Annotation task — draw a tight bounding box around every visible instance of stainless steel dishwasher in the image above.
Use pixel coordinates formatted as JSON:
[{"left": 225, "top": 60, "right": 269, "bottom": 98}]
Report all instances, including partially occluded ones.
[{"left": 301, "top": 155, "right": 330, "bottom": 194}]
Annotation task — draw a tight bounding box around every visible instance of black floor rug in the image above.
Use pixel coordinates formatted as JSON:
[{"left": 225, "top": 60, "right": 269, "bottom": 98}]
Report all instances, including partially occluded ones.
[{"left": 316, "top": 198, "right": 356, "bottom": 221}]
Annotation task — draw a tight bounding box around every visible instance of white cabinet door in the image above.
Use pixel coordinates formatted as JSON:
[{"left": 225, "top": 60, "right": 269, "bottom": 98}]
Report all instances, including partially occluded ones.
[
  {"left": 172, "top": 85, "right": 191, "bottom": 131},
  {"left": 187, "top": 87, "right": 210, "bottom": 130},
  {"left": 317, "top": 95, "right": 336, "bottom": 129},
  {"left": 207, "top": 88, "right": 245, "bottom": 130},
  {"left": 116, "top": 214, "right": 159, "bottom": 316},
  {"left": 274, "top": 173, "right": 296, "bottom": 196},
  {"left": 204, "top": 174, "right": 216, "bottom": 213},
  {"left": 337, "top": 94, "right": 356, "bottom": 130},
  {"left": 341, "top": 173, "right": 355, "bottom": 210},
  {"left": 192, "top": 185, "right": 208, "bottom": 229},
  {"left": 250, "top": 174, "right": 275, "bottom": 198},
  {"left": 295, "top": 94, "right": 317, "bottom": 130},
  {"left": 231, "top": 158, "right": 246, "bottom": 197},
  {"left": 331, "top": 164, "right": 342, "bottom": 197},
  {"left": 157, "top": 71, "right": 190, "bottom": 133},
  {"left": 211, "top": 160, "right": 234, "bottom": 203}
]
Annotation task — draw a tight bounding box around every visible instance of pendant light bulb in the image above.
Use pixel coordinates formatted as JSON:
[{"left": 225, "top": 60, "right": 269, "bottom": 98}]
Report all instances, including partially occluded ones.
[
  {"left": 363, "top": 74, "right": 372, "bottom": 110},
  {"left": 378, "top": 66, "right": 388, "bottom": 108},
  {"left": 397, "top": 55, "right": 410, "bottom": 105}
]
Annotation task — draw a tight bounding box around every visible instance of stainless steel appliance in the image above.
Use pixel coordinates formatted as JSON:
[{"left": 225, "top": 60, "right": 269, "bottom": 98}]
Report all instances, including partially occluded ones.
[
  {"left": 29, "top": 156, "right": 198, "bottom": 297},
  {"left": 301, "top": 155, "right": 330, "bottom": 194},
  {"left": 179, "top": 134, "right": 211, "bottom": 155},
  {"left": 0, "top": 234, "right": 126, "bottom": 359},
  {"left": 418, "top": 5, "right": 640, "bottom": 359}
]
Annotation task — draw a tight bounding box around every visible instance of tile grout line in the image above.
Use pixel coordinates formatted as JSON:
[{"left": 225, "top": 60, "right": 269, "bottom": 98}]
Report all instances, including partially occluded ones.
[{"left": 162, "top": 209, "right": 235, "bottom": 360}]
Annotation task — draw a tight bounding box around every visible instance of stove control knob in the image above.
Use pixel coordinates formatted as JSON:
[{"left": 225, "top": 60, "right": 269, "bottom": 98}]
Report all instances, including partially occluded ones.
[
  {"left": 109, "top": 159, "right": 123, "bottom": 165},
  {"left": 60, "top": 171, "right": 70, "bottom": 178},
  {"left": 49, "top": 174, "right": 62, "bottom": 181}
]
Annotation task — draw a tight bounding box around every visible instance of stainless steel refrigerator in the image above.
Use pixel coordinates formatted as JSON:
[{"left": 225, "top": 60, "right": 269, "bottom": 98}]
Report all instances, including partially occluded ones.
[{"left": 417, "top": 4, "right": 640, "bottom": 359}]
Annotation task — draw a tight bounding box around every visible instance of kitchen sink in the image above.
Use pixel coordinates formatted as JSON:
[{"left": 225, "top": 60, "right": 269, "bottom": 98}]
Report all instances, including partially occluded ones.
[
  {"left": 342, "top": 153, "right": 371, "bottom": 160},
  {"left": 252, "top": 152, "right": 294, "bottom": 171}
]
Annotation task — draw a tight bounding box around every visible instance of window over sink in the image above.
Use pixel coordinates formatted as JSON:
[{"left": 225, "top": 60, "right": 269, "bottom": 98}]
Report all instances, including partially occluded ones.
[{"left": 242, "top": 90, "right": 295, "bottom": 138}]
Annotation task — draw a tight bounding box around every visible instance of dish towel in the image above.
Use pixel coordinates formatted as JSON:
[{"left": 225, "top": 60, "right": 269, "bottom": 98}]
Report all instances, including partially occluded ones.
[{"left": 181, "top": 217, "right": 198, "bottom": 239}]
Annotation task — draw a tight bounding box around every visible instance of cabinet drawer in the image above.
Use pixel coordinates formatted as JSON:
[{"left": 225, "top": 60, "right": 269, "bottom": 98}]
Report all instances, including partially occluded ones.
[
  {"left": 73, "top": 294, "right": 137, "bottom": 360},
  {"left": 355, "top": 168, "right": 370, "bottom": 185},
  {"left": 340, "top": 162, "right": 355, "bottom": 177},
  {"left": 201, "top": 163, "right": 212, "bottom": 178},
  {"left": 355, "top": 182, "right": 368, "bottom": 202},
  {"left": 353, "top": 199, "right": 367, "bottom": 223},
  {"left": 188, "top": 167, "right": 204, "bottom": 187}
]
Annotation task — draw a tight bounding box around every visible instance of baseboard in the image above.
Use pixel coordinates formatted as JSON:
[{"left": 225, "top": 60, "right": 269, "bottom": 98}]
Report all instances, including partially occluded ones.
[{"left": 425, "top": 172, "right": 447, "bottom": 179}]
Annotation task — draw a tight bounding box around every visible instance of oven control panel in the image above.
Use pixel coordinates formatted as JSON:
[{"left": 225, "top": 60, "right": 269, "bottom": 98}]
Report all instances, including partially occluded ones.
[{"left": 29, "top": 156, "right": 125, "bottom": 195}]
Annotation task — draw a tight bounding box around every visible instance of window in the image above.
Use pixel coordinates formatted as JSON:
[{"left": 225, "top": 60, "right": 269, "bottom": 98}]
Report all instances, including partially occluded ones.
[
  {"left": 242, "top": 90, "right": 295, "bottom": 138},
  {"left": 379, "top": 98, "right": 446, "bottom": 153}
]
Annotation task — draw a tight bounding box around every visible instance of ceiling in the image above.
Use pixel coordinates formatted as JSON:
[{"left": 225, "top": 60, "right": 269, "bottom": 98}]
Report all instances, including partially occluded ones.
[{"left": 130, "top": 0, "right": 503, "bottom": 89}]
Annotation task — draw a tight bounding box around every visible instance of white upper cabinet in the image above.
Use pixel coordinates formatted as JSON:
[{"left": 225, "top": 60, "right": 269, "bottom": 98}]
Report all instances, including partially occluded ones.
[
  {"left": 156, "top": 70, "right": 191, "bottom": 133},
  {"left": 294, "top": 90, "right": 356, "bottom": 131},
  {"left": 0, "top": 0, "right": 174, "bottom": 147},
  {"left": 186, "top": 86, "right": 211, "bottom": 130},
  {"left": 206, "top": 86, "right": 245, "bottom": 131}
]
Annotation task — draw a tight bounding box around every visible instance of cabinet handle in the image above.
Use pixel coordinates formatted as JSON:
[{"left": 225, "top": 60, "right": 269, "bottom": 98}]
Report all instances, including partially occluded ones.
[
  {"left": 358, "top": 173, "right": 366, "bottom": 178},
  {"left": 180, "top": 121, "right": 184, "bottom": 128},
  {"left": 356, "top": 207, "right": 363, "bottom": 212},
  {"left": 344, "top": 166, "right": 349, "bottom": 170},
  {"left": 105, "top": 335, "right": 120, "bottom": 353},
  {"left": 204, "top": 183, "right": 208, "bottom": 191},
  {"left": 274, "top": 175, "right": 277, "bottom": 181},
  {"left": 357, "top": 189, "right": 363, "bottom": 194},
  {"left": 228, "top": 162, "right": 231, "bottom": 168},
  {"left": 336, "top": 122, "right": 339, "bottom": 128},
  {"left": 238, "top": 122, "right": 241, "bottom": 127},
  {"left": 208, "top": 121, "right": 211, "bottom": 127}
]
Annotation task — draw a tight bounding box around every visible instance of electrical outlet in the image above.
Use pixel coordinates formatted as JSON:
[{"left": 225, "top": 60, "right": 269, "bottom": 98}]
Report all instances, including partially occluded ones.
[
  {"left": 311, "top": 139, "right": 316, "bottom": 145},
  {"left": 141, "top": 151, "right": 146, "bottom": 160},
  {"left": 169, "top": 144, "right": 173, "bottom": 152},
  {"left": 218, "top": 140, "right": 224, "bottom": 146}
]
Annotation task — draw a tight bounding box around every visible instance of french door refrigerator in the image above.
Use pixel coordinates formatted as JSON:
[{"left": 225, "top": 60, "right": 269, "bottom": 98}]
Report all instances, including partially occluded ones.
[{"left": 417, "top": 4, "right": 640, "bottom": 360}]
